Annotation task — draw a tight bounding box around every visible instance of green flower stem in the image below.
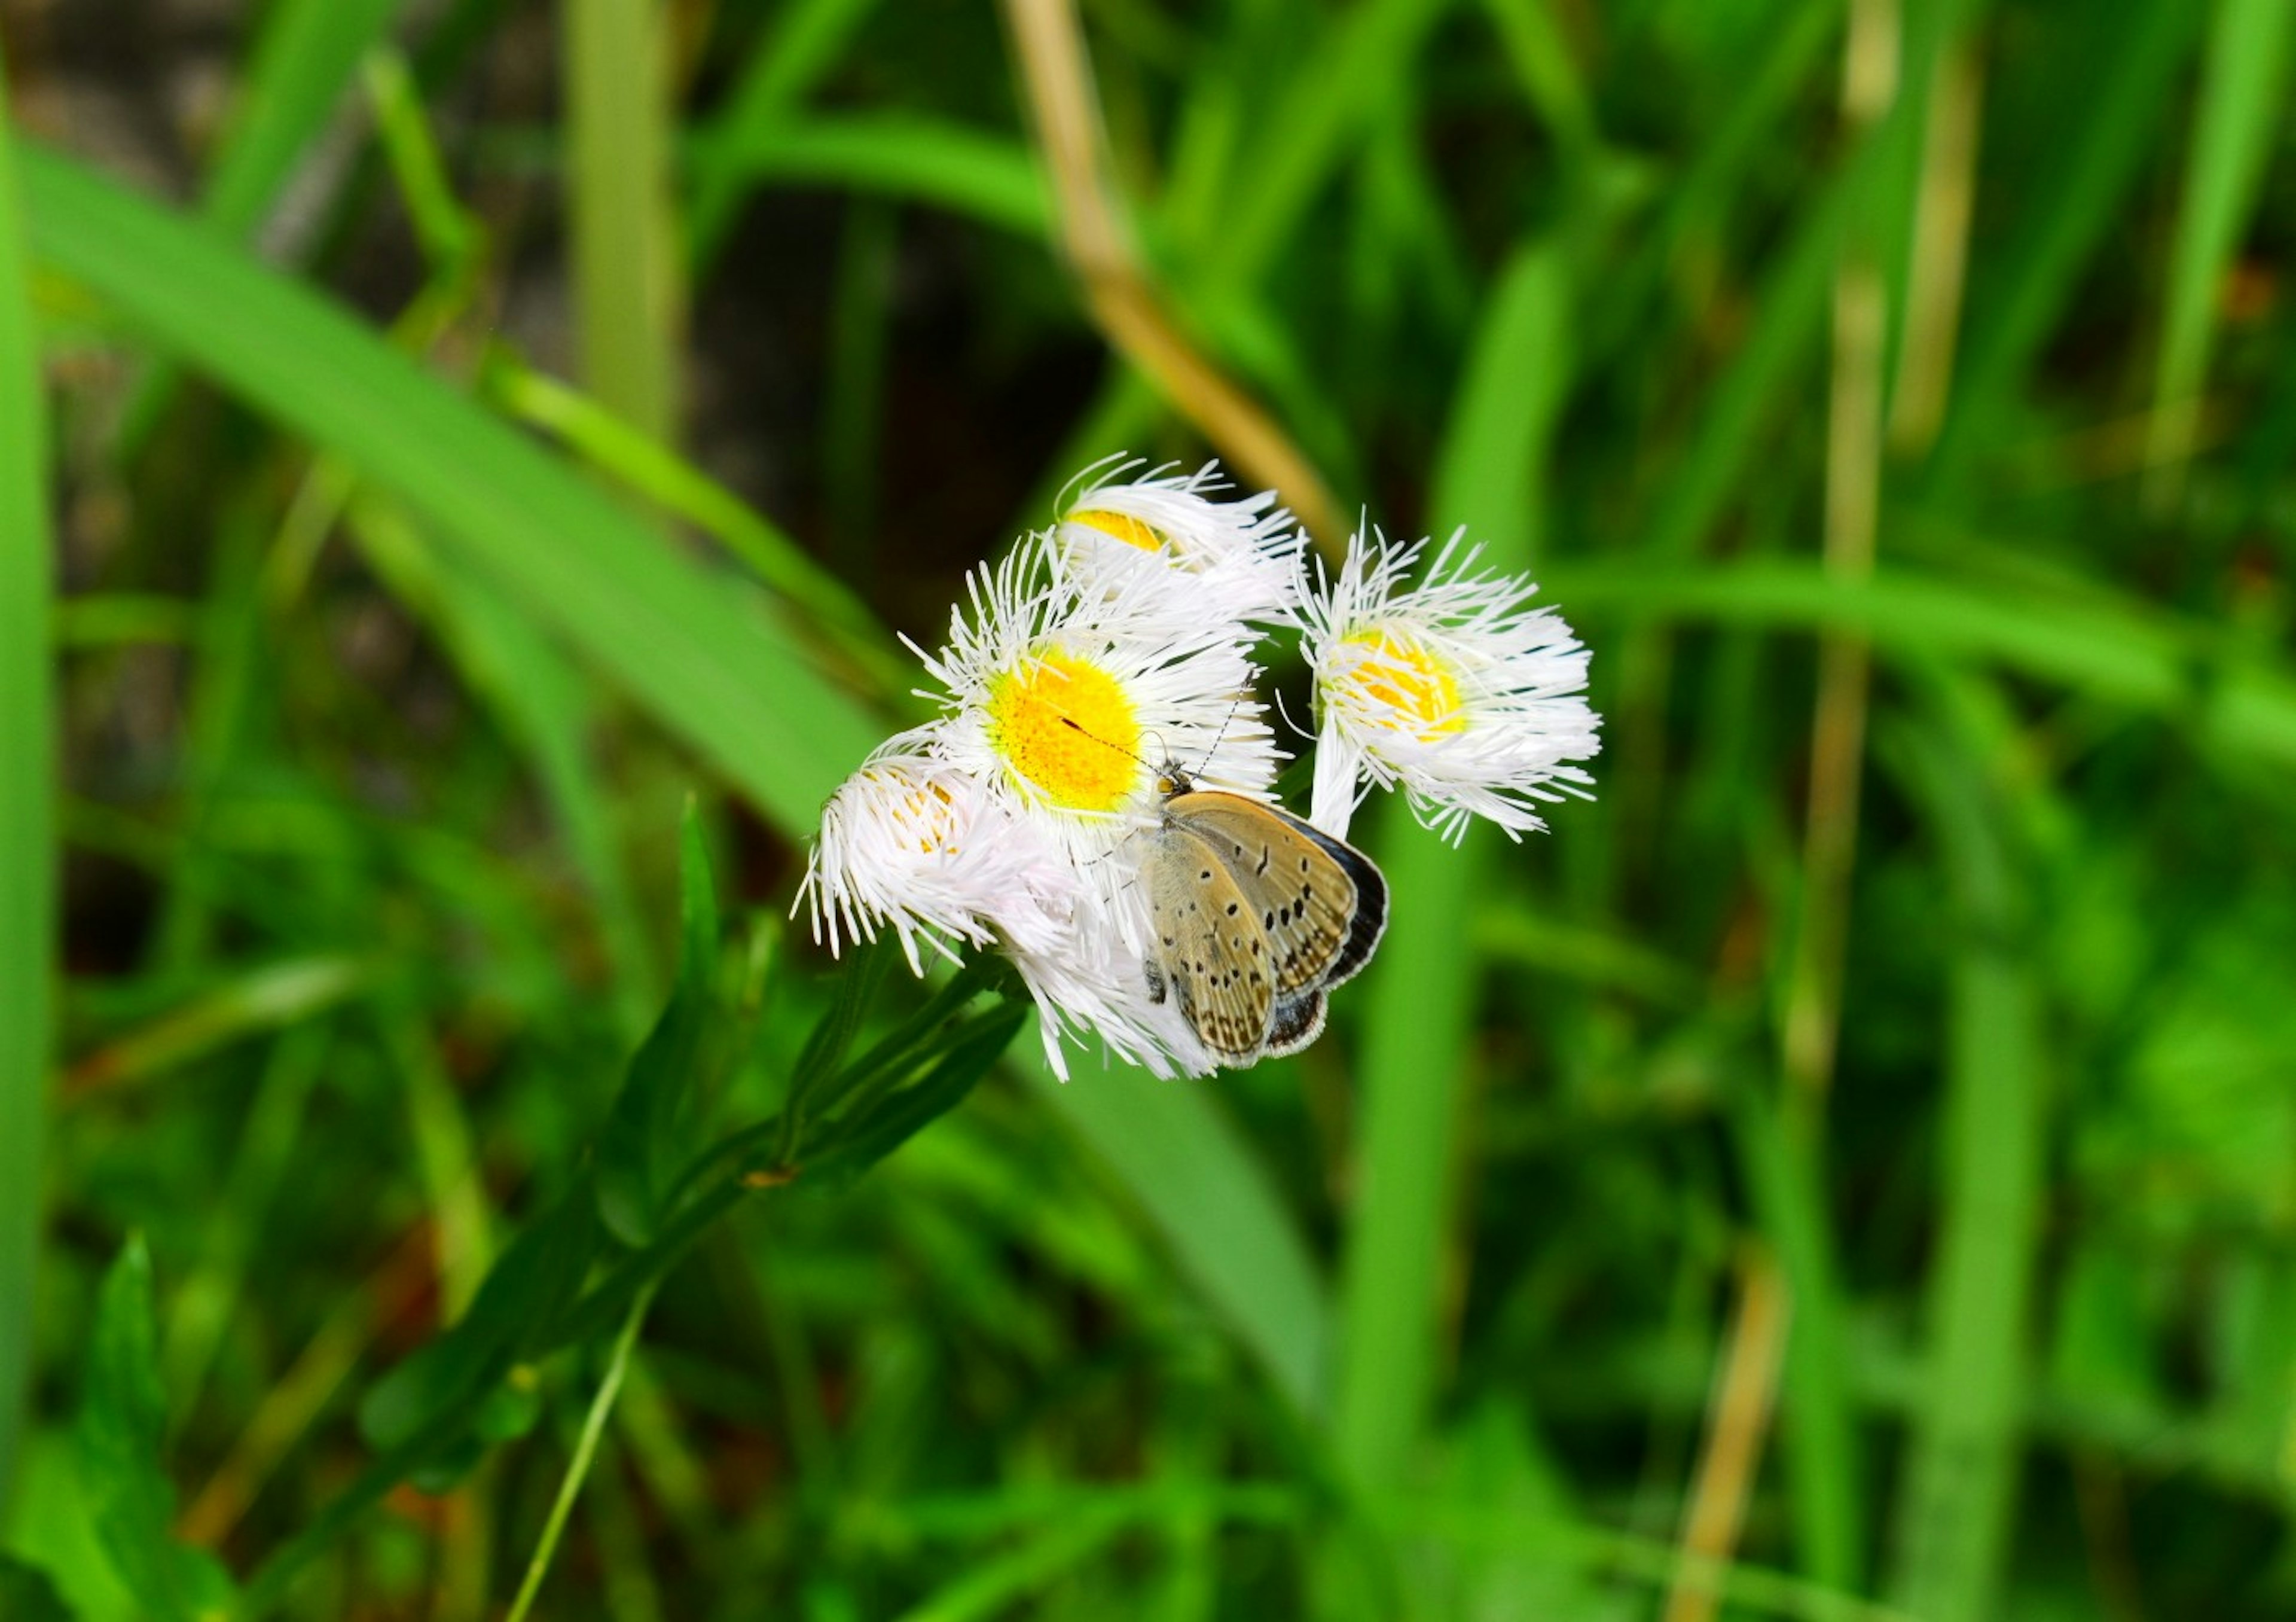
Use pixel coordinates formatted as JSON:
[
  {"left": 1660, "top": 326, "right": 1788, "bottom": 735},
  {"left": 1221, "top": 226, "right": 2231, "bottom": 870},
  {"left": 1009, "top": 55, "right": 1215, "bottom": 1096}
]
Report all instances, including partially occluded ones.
[
  {"left": 504, "top": 1283, "right": 657, "bottom": 1622},
  {"left": 0, "top": 46, "right": 54, "bottom": 1511}
]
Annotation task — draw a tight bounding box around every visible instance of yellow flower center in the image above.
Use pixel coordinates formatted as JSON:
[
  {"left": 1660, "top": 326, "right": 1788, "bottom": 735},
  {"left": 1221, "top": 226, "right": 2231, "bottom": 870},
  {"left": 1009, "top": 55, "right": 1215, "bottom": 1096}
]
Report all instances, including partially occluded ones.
[
  {"left": 1340, "top": 630, "right": 1466, "bottom": 740},
  {"left": 1067, "top": 507, "right": 1167, "bottom": 552},
  {"left": 986, "top": 649, "right": 1142, "bottom": 811}
]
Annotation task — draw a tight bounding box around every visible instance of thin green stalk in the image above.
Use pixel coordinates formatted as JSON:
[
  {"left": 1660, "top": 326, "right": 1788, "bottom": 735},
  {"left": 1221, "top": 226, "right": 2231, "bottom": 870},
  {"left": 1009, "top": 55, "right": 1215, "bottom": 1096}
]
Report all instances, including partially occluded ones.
[
  {"left": 1216, "top": 0, "right": 1453, "bottom": 289},
  {"left": 0, "top": 51, "right": 53, "bottom": 1513},
  {"left": 1732, "top": 1100, "right": 1863, "bottom": 1590},
  {"left": 117, "top": 0, "right": 405, "bottom": 456},
  {"left": 161, "top": 1026, "right": 329, "bottom": 1414},
  {"left": 484, "top": 356, "right": 906, "bottom": 700},
  {"left": 1881, "top": 711, "right": 2049, "bottom": 1622},
  {"left": 685, "top": 0, "right": 887, "bottom": 268},
  {"left": 1929, "top": 0, "right": 2200, "bottom": 480},
  {"left": 563, "top": 0, "right": 681, "bottom": 440},
  {"left": 1332, "top": 818, "right": 1480, "bottom": 1484},
  {"left": 1333, "top": 242, "right": 1571, "bottom": 1482},
  {"left": 2144, "top": 0, "right": 2294, "bottom": 504},
  {"left": 386, "top": 1013, "right": 495, "bottom": 1317},
  {"left": 503, "top": 1285, "right": 656, "bottom": 1622}
]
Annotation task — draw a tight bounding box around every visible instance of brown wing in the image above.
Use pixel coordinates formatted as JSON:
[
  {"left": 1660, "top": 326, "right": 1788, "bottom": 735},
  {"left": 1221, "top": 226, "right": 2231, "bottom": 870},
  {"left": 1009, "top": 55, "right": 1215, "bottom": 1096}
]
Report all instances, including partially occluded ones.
[
  {"left": 1146, "top": 824, "right": 1277, "bottom": 1063},
  {"left": 1165, "top": 793, "right": 1389, "bottom": 996}
]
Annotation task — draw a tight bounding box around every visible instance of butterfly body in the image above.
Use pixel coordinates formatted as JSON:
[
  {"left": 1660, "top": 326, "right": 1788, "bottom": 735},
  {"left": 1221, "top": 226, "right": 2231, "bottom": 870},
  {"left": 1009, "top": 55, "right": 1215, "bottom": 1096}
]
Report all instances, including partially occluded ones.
[{"left": 1141, "top": 768, "right": 1388, "bottom": 1067}]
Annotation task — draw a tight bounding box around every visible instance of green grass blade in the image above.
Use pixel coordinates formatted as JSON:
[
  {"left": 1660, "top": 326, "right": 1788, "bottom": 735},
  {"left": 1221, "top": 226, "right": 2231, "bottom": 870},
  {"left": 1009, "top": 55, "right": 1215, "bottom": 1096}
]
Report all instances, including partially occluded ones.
[
  {"left": 1540, "top": 556, "right": 2296, "bottom": 769},
  {"left": 0, "top": 69, "right": 53, "bottom": 1514},
  {"left": 689, "top": 115, "right": 1050, "bottom": 239},
  {"left": 1732, "top": 1099, "right": 1865, "bottom": 1590},
  {"left": 1028, "top": 1047, "right": 1329, "bottom": 1418},
  {"left": 118, "top": 0, "right": 404, "bottom": 453},
  {"left": 1931, "top": 0, "right": 2201, "bottom": 478},
  {"left": 1428, "top": 242, "right": 1574, "bottom": 563},
  {"left": 63, "top": 957, "right": 370, "bottom": 1100},
  {"left": 203, "top": 0, "right": 404, "bottom": 235},
  {"left": 502, "top": 1286, "right": 655, "bottom": 1622},
  {"left": 20, "top": 145, "right": 883, "bottom": 831},
  {"left": 364, "top": 48, "right": 483, "bottom": 276},
  {"left": 1586, "top": 0, "right": 1845, "bottom": 369},
  {"left": 1479, "top": 0, "right": 1597, "bottom": 153},
  {"left": 486, "top": 356, "right": 906, "bottom": 698},
  {"left": 1882, "top": 709, "right": 2050, "bottom": 1622},
  {"left": 79, "top": 1239, "right": 239, "bottom": 1618},
  {"left": 1219, "top": 0, "right": 1453, "bottom": 288},
  {"left": 564, "top": 0, "right": 680, "bottom": 438},
  {"left": 1331, "top": 821, "right": 1477, "bottom": 1481},
  {"left": 1637, "top": 133, "right": 1883, "bottom": 562},
  {"left": 889, "top": 1507, "right": 1128, "bottom": 1622},
  {"left": 686, "top": 0, "right": 885, "bottom": 267},
  {"left": 2146, "top": 0, "right": 2294, "bottom": 492},
  {"left": 347, "top": 497, "right": 660, "bottom": 1032},
  {"left": 1334, "top": 242, "right": 1572, "bottom": 1483}
]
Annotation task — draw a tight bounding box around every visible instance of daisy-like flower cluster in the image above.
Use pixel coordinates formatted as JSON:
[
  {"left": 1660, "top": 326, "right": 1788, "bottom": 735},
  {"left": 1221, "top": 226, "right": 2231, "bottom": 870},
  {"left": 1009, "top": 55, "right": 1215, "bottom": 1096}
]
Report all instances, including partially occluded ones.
[{"left": 798, "top": 456, "right": 1602, "bottom": 1080}]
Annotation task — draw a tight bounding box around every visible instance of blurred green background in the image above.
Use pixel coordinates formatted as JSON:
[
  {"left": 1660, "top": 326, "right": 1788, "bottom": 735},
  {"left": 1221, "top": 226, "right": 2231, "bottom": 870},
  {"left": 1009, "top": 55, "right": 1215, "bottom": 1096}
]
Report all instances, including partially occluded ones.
[{"left": 5, "top": 0, "right": 2296, "bottom": 1617}]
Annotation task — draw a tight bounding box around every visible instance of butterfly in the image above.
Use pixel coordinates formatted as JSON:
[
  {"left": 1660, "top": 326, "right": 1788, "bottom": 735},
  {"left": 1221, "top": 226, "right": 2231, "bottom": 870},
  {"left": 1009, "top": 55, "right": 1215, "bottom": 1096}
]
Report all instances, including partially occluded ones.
[{"left": 1139, "top": 763, "right": 1388, "bottom": 1067}]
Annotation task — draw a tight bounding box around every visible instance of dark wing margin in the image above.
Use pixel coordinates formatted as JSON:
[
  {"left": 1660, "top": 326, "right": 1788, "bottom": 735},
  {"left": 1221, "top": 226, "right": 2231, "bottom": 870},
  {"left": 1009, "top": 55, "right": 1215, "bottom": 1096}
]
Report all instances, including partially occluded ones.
[
  {"left": 1263, "top": 991, "right": 1327, "bottom": 1056},
  {"left": 1291, "top": 821, "right": 1387, "bottom": 989}
]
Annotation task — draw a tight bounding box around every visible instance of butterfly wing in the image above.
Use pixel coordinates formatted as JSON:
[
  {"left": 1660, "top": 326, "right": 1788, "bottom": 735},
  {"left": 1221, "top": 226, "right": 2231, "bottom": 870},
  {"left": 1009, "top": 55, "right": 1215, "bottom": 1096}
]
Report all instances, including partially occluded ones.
[
  {"left": 1263, "top": 990, "right": 1327, "bottom": 1057},
  {"left": 1145, "top": 824, "right": 1278, "bottom": 1064},
  {"left": 1165, "top": 794, "right": 1389, "bottom": 998}
]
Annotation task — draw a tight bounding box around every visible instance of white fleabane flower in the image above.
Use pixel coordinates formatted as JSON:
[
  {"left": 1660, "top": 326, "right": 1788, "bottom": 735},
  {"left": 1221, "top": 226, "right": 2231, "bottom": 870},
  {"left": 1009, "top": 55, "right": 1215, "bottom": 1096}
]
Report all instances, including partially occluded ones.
[
  {"left": 796, "top": 731, "right": 1206, "bottom": 1081},
  {"left": 796, "top": 731, "right": 1074, "bottom": 972},
  {"left": 913, "top": 529, "right": 1281, "bottom": 947},
  {"left": 797, "top": 461, "right": 1601, "bottom": 1084},
  {"left": 1302, "top": 530, "right": 1601, "bottom": 844},
  {"left": 815, "top": 524, "right": 1269, "bottom": 1081},
  {"left": 1056, "top": 456, "right": 1305, "bottom": 624},
  {"left": 1005, "top": 912, "right": 1216, "bottom": 1082}
]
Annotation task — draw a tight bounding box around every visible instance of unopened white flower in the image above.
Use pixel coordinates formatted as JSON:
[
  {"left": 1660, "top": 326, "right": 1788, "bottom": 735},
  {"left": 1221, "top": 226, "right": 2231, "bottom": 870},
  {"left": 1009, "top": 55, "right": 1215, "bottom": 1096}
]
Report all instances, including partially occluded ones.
[
  {"left": 1302, "top": 531, "right": 1601, "bottom": 843},
  {"left": 1055, "top": 456, "right": 1305, "bottom": 624},
  {"left": 912, "top": 530, "right": 1281, "bottom": 946},
  {"left": 796, "top": 731, "right": 1073, "bottom": 974}
]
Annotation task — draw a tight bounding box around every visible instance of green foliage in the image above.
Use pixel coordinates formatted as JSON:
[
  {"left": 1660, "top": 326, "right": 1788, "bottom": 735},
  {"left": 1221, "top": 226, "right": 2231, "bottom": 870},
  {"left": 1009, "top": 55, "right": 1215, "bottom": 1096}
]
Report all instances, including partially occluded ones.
[
  {"left": 0, "top": 1554, "right": 78, "bottom": 1622},
  {"left": 76, "top": 1240, "right": 239, "bottom": 1621},
  {"left": 11, "top": 1, "right": 2296, "bottom": 1618},
  {"left": 595, "top": 812, "right": 720, "bottom": 1246},
  {"left": 352, "top": 1192, "right": 594, "bottom": 1478},
  {"left": 0, "top": 42, "right": 52, "bottom": 1517}
]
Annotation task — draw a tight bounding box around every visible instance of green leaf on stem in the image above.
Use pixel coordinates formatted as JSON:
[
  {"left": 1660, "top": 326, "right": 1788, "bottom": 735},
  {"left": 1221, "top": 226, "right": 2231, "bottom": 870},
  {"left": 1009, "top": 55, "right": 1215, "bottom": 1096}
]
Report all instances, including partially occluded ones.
[
  {"left": 76, "top": 1237, "right": 239, "bottom": 1622},
  {"left": 776, "top": 937, "right": 896, "bottom": 1163},
  {"left": 805, "top": 1000, "right": 1028, "bottom": 1193},
  {"left": 355, "top": 1191, "right": 599, "bottom": 1480},
  {"left": 597, "top": 810, "right": 721, "bottom": 1246}
]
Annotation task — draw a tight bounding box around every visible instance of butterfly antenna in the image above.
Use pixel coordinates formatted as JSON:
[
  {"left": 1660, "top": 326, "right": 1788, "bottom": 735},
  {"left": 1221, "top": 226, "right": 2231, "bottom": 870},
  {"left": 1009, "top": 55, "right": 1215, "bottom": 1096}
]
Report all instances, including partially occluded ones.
[
  {"left": 1056, "top": 714, "right": 1153, "bottom": 769},
  {"left": 1191, "top": 695, "right": 1249, "bottom": 780}
]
